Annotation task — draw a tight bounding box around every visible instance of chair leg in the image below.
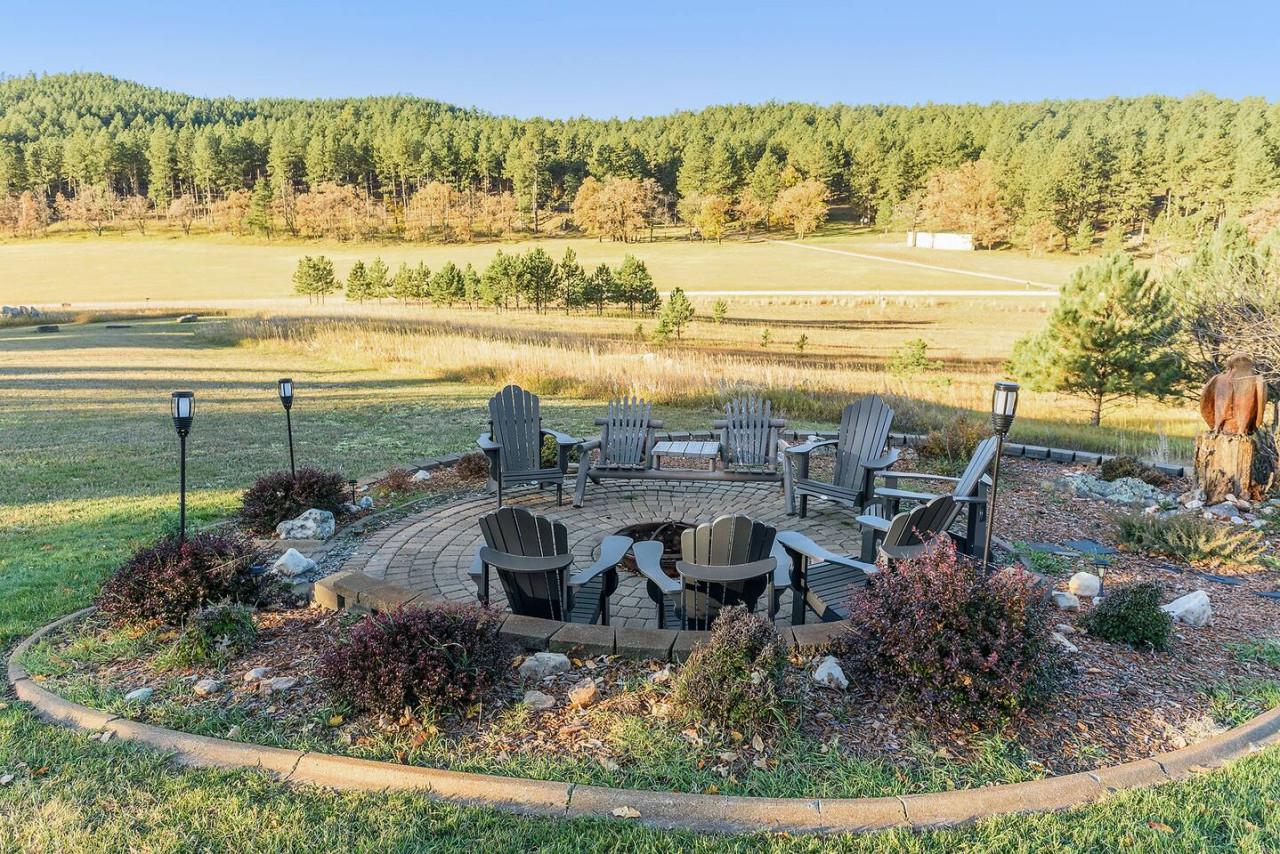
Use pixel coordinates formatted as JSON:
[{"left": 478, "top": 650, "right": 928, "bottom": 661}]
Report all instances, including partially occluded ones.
[
  {"left": 556, "top": 482, "right": 563, "bottom": 506},
  {"left": 496, "top": 478, "right": 503, "bottom": 507},
  {"left": 798, "top": 494, "right": 808, "bottom": 519},
  {"left": 860, "top": 527, "right": 878, "bottom": 563},
  {"left": 573, "top": 461, "right": 589, "bottom": 507}
]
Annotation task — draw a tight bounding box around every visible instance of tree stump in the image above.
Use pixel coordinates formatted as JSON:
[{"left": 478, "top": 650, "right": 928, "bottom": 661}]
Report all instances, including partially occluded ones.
[{"left": 1194, "top": 431, "right": 1277, "bottom": 504}]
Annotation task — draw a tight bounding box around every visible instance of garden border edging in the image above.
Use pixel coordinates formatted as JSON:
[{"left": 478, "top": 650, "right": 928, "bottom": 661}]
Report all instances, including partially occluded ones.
[{"left": 9, "top": 608, "right": 1280, "bottom": 836}]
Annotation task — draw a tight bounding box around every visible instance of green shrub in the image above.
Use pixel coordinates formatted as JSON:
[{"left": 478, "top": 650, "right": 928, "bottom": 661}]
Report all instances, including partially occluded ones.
[
  {"left": 888, "top": 338, "right": 943, "bottom": 378},
  {"left": 240, "top": 467, "right": 348, "bottom": 535},
  {"left": 1100, "top": 456, "right": 1169, "bottom": 487},
  {"left": 673, "top": 606, "right": 792, "bottom": 733},
  {"left": 1113, "top": 512, "right": 1265, "bottom": 568},
  {"left": 915, "top": 414, "right": 992, "bottom": 475},
  {"left": 1081, "top": 582, "right": 1172, "bottom": 651},
  {"left": 155, "top": 603, "right": 259, "bottom": 669}
]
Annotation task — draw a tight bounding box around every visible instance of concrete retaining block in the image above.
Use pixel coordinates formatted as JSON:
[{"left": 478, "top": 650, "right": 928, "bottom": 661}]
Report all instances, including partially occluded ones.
[
  {"left": 567, "top": 785, "right": 821, "bottom": 833},
  {"left": 614, "top": 627, "right": 677, "bottom": 660},
  {"left": 499, "top": 615, "right": 563, "bottom": 650},
  {"left": 357, "top": 583, "right": 421, "bottom": 613},
  {"left": 548, "top": 623, "right": 615, "bottom": 656},
  {"left": 813, "top": 796, "right": 909, "bottom": 833}
]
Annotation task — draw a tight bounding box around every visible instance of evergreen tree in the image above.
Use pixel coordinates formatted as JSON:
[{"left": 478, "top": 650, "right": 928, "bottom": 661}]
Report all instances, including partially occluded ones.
[
  {"left": 557, "top": 247, "right": 586, "bottom": 313},
  {"left": 346, "top": 260, "right": 370, "bottom": 302},
  {"left": 293, "top": 255, "right": 338, "bottom": 304},
  {"left": 246, "top": 178, "right": 273, "bottom": 237},
  {"left": 519, "top": 246, "right": 555, "bottom": 313},
  {"left": 366, "top": 256, "right": 391, "bottom": 300},
  {"left": 391, "top": 262, "right": 415, "bottom": 304},
  {"left": 431, "top": 261, "right": 465, "bottom": 306},
  {"left": 482, "top": 249, "right": 519, "bottom": 309},
  {"left": 461, "top": 263, "right": 481, "bottom": 307},
  {"left": 582, "top": 263, "right": 613, "bottom": 315},
  {"left": 616, "top": 254, "right": 658, "bottom": 315},
  {"left": 712, "top": 298, "right": 728, "bottom": 324},
  {"left": 1010, "top": 252, "right": 1181, "bottom": 425},
  {"left": 657, "top": 287, "right": 695, "bottom": 339}
]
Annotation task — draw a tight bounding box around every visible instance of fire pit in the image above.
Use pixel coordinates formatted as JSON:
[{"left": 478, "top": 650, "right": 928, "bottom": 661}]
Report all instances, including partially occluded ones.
[{"left": 614, "top": 520, "right": 693, "bottom": 579}]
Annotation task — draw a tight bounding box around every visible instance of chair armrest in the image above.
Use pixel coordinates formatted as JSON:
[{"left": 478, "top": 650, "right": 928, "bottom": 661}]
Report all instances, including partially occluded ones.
[
  {"left": 476, "top": 433, "right": 499, "bottom": 452},
  {"left": 784, "top": 438, "right": 838, "bottom": 456},
  {"left": 769, "top": 540, "right": 792, "bottom": 588},
  {"left": 576, "top": 436, "right": 602, "bottom": 454},
  {"left": 860, "top": 448, "right": 900, "bottom": 470},
  {"left": 648, "top": 419, "right": 665, "bottom": 430},
  {"left": 631, "top": 541, "right": 680, "bottom": 595},
  {"left": 477, "top": 547, "right": 574, "bottom": 574},
  {"left": 874, "top": 486, "right": 938, "bottom": 503},
  {"left": 776, "top": 530, "right": 867, "bottom": 571},
  {"left": 855, "top": 514, "right": 892, "bottom": 532},
  {"left": 542, "top": 428, "right": 581, "bottom": 446},
  {"left": 954, "top": 494, "right": 990, "bottom": 504},
  {"left": 569, "top": 536, "right": 633, "bottom": 586},
  {"left": 875, "top": 470, "right": 959, "bottom": 484}
]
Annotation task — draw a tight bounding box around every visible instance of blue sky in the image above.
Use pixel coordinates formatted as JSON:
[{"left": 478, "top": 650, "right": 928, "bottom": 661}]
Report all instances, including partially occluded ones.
[{"left": 2, "top": 1, "right": 1277, "bottom": 117}]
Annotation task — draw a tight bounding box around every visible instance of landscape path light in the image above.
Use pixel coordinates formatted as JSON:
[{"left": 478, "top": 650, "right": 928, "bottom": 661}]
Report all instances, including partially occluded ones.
[
  {"left": 170, "top": 391, "right": 194, "bottom": 542},
  {"left": 278, "top": 378, "right": 296, "bottom": 477},
  {"left": 983, "top": 381, "right": 1019, "bottom": 569}
]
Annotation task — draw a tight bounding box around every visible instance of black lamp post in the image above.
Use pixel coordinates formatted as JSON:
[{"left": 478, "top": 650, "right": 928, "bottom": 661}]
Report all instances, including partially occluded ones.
[
  {"left": 983, "top": 381, "right": 1019, "bottom": 569},
  {"left": 171, "top": 391, "right": 194, "bottom": 542},
  {"left": 278, "top": 378, "right": 296, "bottom": 477}
]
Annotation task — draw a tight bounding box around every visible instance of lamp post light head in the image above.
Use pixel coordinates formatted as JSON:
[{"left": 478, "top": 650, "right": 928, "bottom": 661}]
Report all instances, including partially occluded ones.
[
  {"left": 991, "top": 381, "right": 1020, "bottom": 436},
  {"left": 278, "top": 378, "right": 294, "bottom": 410},
  {"left": 171, "top": 391, "right": 194, "bottom": 438}
]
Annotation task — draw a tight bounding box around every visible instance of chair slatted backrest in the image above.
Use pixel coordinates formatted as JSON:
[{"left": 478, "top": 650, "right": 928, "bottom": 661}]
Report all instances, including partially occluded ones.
[
  {"left": 599, "top": 396, "right": 652, "bottom": 469},
  {"left": 489, "top": 385, "right": 544, "bottom": 476},
  {"left": 722, "top": 396, "right": 781, "bottom": 470},
  {"left": 478, "top": 506, "right": 572, "bottom": 620},
  {"left": 954, "top": 435, "right": 1000, "bottom": 500},
  {"left": 676, "top": 515, "right": 776, "bottom": 628},
  {"left": 879, "top": 494, "right": 958, "bottom": 559},
  {"left": 833, "top": 395, "right": 895, "bottom": 489}
]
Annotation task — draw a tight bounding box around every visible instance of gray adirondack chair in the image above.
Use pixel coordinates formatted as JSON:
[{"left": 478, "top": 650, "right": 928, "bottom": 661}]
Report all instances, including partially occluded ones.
[
  {"left": 716, "top": 396, "right": 787, "bottom": 475},
  {"left": 778, "top": 494, "right": 957, "bottom": 623},
  {"left": 632, "top": 514, "right": 789, "bottom": 630},
  {"left": 783, "top": 395, "right": 899, "bottom": 517},
  {"left": 572, "top": 396, "right": 662, "bottom": 507},
  {"left": 469, "top": 506, "right": 632, "bottom": 625},
  {"left": 477, "top": 385, "right": 579, "bottom": 507},
  {"left": 863, "top": 434, "right": 999, "bottom": 559}
]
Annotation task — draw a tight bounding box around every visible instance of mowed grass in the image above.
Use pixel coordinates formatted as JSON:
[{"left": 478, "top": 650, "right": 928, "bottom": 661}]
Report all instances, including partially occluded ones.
[
  {"left": 0, "top": 223, "right": 1082, "bottom": 304},
  {"left": 4, "top": 314, "right": 1269, "bottom": 852}
]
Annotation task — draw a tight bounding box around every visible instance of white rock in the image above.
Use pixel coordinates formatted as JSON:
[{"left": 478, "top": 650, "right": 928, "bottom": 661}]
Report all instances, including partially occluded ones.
[
  {"left": 1068, "top": 572, "right": 1101, "bottom": 598},
  {"left": 340, "top": 502, "right": 360, "bottom": 514},
  {"left": 261, "top": 676, "right": 298, "bottom": 694},
  {"left": 522, "top": 690, "right": 556, "bottom": 711},
  {"left": 812, "top": 656, "right": 849, "bottom": 690},
  {"left": 124, "top": 688, "right": 153, "bottom": 703},
  {"left": 1162, "top": 590, "right": 1213, "bottom": 627},
  {"left": 568, "top": 678, "right": 599, "bottom": 707},
  {"left": 358, "top": 495, "right": 375, "bottom": 509},
  {"left": 518, "top": 651, "right": 571, "bottom": 680},
  {"left": 1251, "top": 520, "right": 1268, "bottom": 528},
  {"left": 1052, "top": 591, "right": 1080, "bottom": 612},
  {"left": 1054, "top": 623, "right": 1076, "bottom": 634},
  {"left": 1205, "top": 502, "right": 1241, "bottom": 520},
  {"left": 243, "top": 667, "right": 270, "bottom": 683},
  {"left": 193, "top": 678, "right": 224, "bottom": 696},
  {"left": 275, "top": 508, "right": 336, "bottom": 540},
  {"left": 1230, "top": 516, "right": 1247, "bottom": 526},
  {"left": 271, "top": 548, "right": 316, "bottom": 578},
  {"left": 1051, "top": 632, "right": 1079, "bottom": 653},
  {"left": 1184, "top": 499, "right": 1204, "bottom": 510},
  {"left": 411, "top": 470, "right": 431, "bottom": 483}
]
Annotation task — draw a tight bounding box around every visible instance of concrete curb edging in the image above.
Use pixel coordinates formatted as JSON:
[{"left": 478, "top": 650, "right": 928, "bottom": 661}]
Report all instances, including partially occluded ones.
[{"left": 8, "top": 609, "right": 1280, "bottom": 835}]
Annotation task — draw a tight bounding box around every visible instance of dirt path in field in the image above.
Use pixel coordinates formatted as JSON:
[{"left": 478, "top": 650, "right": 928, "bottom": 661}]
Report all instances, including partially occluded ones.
[{"left": 766, "top": 239, "right": 1062, "bottom": 291}]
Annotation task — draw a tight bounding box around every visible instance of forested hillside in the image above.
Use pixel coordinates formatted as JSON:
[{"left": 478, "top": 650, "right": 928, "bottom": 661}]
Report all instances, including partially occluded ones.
[{"left": 1, "top": 72, "right": 1278, "bottom": 248}]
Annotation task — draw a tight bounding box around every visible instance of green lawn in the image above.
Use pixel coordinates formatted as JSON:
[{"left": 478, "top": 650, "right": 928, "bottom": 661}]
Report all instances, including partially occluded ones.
[
  {"left": 3, "top": 315, "right": 1278, "bottom": 851},
  {"left": 0, "top": 225, "right": 1082, "bottom": 305}
]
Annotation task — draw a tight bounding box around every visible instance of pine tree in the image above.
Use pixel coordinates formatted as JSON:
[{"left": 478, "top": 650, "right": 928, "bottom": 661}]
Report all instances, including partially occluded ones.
[
  {"left": 431, "top": 262, "right": 465, "bottom": 306},
  {"left": 346, "top": 260, "right": 370, "bottom": 303},
  {"left": 1010, "top": 252, "right": 1181, "bottom": 425},
  {"left": 391, "top": 262, "right": 414, "bottom": 304},
  {"left": 246, "top": 177, "right": 273, "bottom": 237},
  {"left": 657, "top": 287, "right": 695, "bottom": 339},
  {"left": 366, "top": 257, "right": 391, "bottom": 300},
  {"left": 519, "top": 247, "right": 555, "bottom": 313},
  {"left": 293, "top": 255, "right": 338, "bottom": 304},
  {"left": 712, "top": 298, "right": 728, "bottom": 324},
  {"left": 583, "top": 263, "right": 613, "bottom": 315},
  {"left": 558, "top": 247, "right": 586, "bottom": 313},
  {"left": 616, "top": 254, "right": 658, "bottom": 315}
]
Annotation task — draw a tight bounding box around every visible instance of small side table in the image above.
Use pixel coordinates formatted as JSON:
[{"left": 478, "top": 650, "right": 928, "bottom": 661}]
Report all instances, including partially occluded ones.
[{"left": 651, "top": 440, "right": 721, "bottom": 471}]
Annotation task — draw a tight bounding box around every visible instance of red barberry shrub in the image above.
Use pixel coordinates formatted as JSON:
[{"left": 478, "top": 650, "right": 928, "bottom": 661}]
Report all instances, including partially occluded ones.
[
  {"left": 239, "top": 467, "right": 347, "bottom": 534},
  {"left": 840, "top": 536, "right": 1064, "bottom": 724},
  {"left": 96, "top": 532, "right": 267, "bottom": 626},
  {"left": 318, "top": 603, "right": 510, "bottom": 717}
]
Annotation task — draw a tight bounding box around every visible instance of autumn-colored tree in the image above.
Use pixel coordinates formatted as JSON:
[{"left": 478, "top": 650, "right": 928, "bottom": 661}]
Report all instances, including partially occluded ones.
[
  {"left": 15, "top": 190, "right": 49, "bottom": 236},
  {"left": 167, "top": 194, "right": 198, "bottom": 235},
  {"left": 56, "top": 185, "right": 116, "bottom": 235},
  {"left": 918, "top": 159, "right": 1010, "bottom": 248},
  {"left": 122, "top": 195, "right": 151, "bottom": 235},
  {"left": 694, "top": 194, "right": 731, "bottom": 243},
  {"left": 772, "top": 179, "right": 829, "bottom": 239},
  {"left": 735, "top": 188, "right": 765, "bottom": 239}
]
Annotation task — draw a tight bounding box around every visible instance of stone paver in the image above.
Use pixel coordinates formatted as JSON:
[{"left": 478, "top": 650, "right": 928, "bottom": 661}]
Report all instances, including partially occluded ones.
[{"left": 340, "top": 481, "right": 864, "bottom": 629}]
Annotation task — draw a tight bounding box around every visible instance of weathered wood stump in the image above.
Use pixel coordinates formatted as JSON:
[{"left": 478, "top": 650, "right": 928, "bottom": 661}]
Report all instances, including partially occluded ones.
[{"left": 1195, "top": 431, "right": 1277, "bottom": 504}]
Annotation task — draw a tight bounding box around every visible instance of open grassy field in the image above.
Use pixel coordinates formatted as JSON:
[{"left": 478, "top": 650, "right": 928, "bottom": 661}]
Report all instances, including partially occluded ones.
[
  {"left": 0, "top": 223, "right": 1083, "bottom": 305},
  {"left": 1, "top": 314, "right": 1276, "bottom": 852}
]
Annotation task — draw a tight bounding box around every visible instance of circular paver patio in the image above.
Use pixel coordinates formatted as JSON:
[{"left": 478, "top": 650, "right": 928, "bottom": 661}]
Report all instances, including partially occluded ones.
[{"left": 340, "top": 481, "right": 866, "bottom": 628}]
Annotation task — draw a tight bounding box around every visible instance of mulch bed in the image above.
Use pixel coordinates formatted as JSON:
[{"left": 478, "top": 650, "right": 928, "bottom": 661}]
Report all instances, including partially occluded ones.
[{"left": 27, "top": 457, "right": 1280, "bottom": 786}]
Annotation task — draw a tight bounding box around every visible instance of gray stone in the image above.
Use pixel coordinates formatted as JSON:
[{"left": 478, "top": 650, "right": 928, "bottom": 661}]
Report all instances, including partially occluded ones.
[
  {"left": 271, "top": 547, "right": 316, "bottom": 578},
  {"left": 1205, "top": 502, "right": 1241, "bottom": 520},
  {"left": 1052, "top": 591, "right": 1081, "bottom": 612},
  {"left": 193, "top": 678, "right": 224, "bottom": 696},
  {"left": 812, "top": 655, "right": 849, "bottom": 689},
  {"left": 518, "top": 651, "right": 572, "bottom": 681},
  {"left": 261, "top": 676, "right": 298, "bottom": 694},
  {"left": 275, "top": 508, "right": 336, "bottom": 540},
  {"left": 411, "top": 470, "right": 431, "bottom": 483},
  {"left": 1056, "top": 473, "right": 1171, "bottom": 507},
  {"left": 522, "top": 690, "right": 556, "bottom": 711},
  {"left": 124, "top": 687, "right": 153, "bottom": 703},
  {"left": 243, "top": 667, "right": 270, "bottom": 683},
  {"left": 1162, "top": 590, "right": 1212, "bottom": 627},
  {"left": 568, "top": 677, "right": 599, "bottom": 707},
  {"left": 358, "top": 495, "right": 375, "bottom": 509},
  {"left": 1051, "top": 632, "right": 1079, "bottom": 653}
]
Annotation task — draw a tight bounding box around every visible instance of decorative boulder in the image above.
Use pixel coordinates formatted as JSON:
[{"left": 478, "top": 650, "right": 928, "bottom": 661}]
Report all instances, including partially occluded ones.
[
  {"left": 178, "top": 314, "right": 199, "bottom": 323},
  {"left": 1162, "top": 590, "right": 1213, "bottom": 627},
  {"left": 271, "top": 548, "right": 317, "bottom": 577},
  {"left": 357, "top": 495, "right": 375, "bottom": 509},
  {"left": 193, "top": 678, "right": 224, "bottom": 696},
  {"left": 523, "top": 690, "right": 556, "bottom": 711},
  {"left": 1052, "top": 591, "right": 1080, "bottom": 612},
  {"left": 275, "top": 508, "right": 336, "bottom": 540},
  {"left": 411, "top": 470, "right": 431, "bottom": 483},
  {"left": 1068, "top": 572, "right": 1101, "bottom": 598},
  {"left": 124, "top": 687, "right": 153, "bottom": 703},
  {"left": 812, "top": 655, "right": 849, "bottom": 690},
  {"left": 568, "top": 677, "right": 599, "bottom": 707},
  {"left": 518, "top": 651, "right": 571, "bottom": 681}
]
